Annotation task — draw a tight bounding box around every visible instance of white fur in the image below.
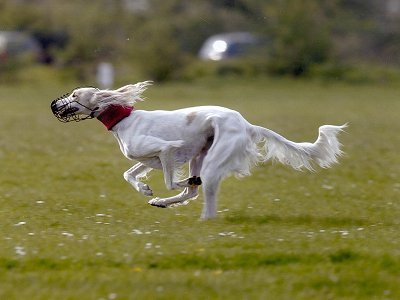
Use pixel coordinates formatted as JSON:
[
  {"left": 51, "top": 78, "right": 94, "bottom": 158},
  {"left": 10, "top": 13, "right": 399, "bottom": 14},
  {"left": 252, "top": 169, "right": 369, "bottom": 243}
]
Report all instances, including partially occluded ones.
[{"left": 53, "top": 81, "right": 347, "bottom": 219}]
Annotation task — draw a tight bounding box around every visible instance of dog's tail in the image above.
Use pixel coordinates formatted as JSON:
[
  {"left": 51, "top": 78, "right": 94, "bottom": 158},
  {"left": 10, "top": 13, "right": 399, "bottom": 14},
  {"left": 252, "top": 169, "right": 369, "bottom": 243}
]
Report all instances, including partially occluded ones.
[{"left": 253, "top": 124, "right": 347, "bottom": 171}]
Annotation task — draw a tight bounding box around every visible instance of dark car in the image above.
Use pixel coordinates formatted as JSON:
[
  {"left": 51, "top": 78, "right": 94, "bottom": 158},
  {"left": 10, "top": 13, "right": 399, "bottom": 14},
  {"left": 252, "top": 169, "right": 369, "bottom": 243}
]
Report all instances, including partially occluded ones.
[{"left": 0, "top": 31, "right": 42, "bottom": 63}]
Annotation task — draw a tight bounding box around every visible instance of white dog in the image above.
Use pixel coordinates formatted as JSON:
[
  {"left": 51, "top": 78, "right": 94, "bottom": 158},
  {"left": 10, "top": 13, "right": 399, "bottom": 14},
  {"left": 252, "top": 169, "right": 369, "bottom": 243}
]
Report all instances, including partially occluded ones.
[{"left": 51, "top": 81, "right": 346, "bottom": 219}]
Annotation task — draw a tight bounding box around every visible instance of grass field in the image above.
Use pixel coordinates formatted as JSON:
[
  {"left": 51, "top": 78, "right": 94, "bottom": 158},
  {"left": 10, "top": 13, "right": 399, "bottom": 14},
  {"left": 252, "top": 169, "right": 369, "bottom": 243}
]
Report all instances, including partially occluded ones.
[{"left": 1, "top": 77, "right": 399, "bottom": 299}]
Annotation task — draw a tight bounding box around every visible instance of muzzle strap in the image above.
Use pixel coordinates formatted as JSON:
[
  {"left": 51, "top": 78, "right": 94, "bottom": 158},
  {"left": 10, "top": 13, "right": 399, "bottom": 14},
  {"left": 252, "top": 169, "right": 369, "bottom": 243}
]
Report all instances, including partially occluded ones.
[{"left": 97, "top": 105, "right": 134, "bottom": 130}]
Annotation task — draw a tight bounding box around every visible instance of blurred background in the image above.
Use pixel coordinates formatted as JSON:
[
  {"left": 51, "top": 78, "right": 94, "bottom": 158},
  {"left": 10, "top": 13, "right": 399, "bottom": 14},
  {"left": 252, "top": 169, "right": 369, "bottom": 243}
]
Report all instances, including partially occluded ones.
[{"left": 1, "top": 0, "right": 400, "bottom": 85}]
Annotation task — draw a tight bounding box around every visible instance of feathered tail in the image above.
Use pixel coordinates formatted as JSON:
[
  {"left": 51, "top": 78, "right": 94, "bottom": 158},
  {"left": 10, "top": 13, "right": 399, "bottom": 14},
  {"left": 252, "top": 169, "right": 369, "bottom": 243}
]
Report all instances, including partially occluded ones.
[{"left": 254, "top": 124, "right": 347, "bottom": 171}]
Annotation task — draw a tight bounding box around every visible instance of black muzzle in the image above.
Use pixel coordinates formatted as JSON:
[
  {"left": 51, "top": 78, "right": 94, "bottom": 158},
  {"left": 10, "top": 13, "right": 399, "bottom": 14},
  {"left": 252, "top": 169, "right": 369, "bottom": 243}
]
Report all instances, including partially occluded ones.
[{"left": 51, "top": 93, "right": 97, "bottom": 123}]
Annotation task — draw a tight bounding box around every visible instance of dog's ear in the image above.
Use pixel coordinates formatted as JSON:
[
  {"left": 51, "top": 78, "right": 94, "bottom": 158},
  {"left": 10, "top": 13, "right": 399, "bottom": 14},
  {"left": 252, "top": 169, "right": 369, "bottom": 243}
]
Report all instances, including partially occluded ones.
[
  {"left": 115, "top": 81, "right": 152, "bottom": 102},
  {"left": 95, "top": 90, "right": 114, "bottom": 98},
  {"left": 90, "top": 90, "right": 118, "bottom": 107},
  {"left": 116, "top": 84, "right": 135, "bottom": 93},
  {"left": 94, "top": 81, "right": 151, "bottom": 107}
]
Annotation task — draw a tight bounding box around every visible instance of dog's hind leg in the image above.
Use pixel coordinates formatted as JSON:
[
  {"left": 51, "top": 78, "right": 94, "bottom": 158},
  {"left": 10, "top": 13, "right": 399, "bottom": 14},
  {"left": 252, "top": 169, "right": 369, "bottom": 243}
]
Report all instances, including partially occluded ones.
[
  {"left": 199, "top": 152, "right": 224, "bottom": 219},
  {"left": 175, "top": 149, "right": 206, "bottom": 188},
  {"left": 197, "top": 119, "right": 245, "bottom": 219},
  {"left": 148, "top": 187, "right": 199, "bottom": 208},
  {"left": 148, "top": 153, "right": 205, "bottom": 207},
  {"left": 201, "top": 179, "right": 221, "bottom": 219},
  {"left": 124, "top": 163, "right": 153, "bottom": 196}
]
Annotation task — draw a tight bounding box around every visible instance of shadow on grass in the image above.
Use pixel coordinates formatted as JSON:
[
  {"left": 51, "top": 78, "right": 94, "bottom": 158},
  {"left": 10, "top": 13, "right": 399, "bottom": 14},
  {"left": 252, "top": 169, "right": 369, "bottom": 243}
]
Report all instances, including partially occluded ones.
[
  {"left": 1, "top": 252, "right": 399, "bottom": 273},
  {"left": 0, "top": 250, "right": 358, "bottom": 271},
  {"left": 224, "top": 213, "right": 374, "bottom": 227}
]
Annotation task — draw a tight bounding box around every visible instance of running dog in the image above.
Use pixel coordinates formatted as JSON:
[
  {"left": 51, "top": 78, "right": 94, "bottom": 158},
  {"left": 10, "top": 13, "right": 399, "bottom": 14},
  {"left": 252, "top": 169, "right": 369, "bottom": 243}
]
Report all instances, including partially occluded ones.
[{"left": 51, "top": 81, "right": 346, "bottom": 219}]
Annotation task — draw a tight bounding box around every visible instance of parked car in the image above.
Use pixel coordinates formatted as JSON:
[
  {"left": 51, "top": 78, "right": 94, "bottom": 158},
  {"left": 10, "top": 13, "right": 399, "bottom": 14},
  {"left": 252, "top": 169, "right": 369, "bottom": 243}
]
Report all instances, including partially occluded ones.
[
  {"left": 198, "top": 32, "right": 265, "bottom": 61},
  {"left": 0, "top": 31, "right": 42, "bottom": 63}
]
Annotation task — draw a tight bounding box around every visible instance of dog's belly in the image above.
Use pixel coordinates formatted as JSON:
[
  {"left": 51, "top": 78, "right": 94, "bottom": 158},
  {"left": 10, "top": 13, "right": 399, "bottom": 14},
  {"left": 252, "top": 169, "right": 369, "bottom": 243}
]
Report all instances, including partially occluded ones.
[
  {"left": 137, "top": 157, "right": 163, "bottom": 169},
  {"left": 174, "top": 147, "right": 199, "bottom": 165}
]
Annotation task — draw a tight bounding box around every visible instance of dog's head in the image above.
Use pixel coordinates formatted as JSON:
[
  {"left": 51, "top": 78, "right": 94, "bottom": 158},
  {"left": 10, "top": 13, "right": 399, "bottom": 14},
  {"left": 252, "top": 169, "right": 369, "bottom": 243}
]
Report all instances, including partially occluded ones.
[
  {"left": 50, "top": 87, "right": 101, "bottom": 122},
  {"left": 51, "top": 81, "right": 152, "bottom": 123}
]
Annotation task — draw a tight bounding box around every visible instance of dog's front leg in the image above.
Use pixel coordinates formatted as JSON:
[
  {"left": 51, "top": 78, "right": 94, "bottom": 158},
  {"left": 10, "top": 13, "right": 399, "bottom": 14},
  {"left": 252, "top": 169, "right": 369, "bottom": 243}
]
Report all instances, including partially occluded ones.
[
  {"left": 159, "top": 149, "right": 178, "bottom": 191},
  {"left": 157, "top": 140, "right": 185, "bottom": 190},
  {"left": 123, "top": 163, "right": 153, "bottom": 196}
]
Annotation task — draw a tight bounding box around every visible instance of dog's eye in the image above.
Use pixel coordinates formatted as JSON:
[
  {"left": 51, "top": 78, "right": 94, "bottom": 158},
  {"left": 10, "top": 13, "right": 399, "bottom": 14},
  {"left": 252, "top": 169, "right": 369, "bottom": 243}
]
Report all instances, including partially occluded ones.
[{"left": 71, "top": 93, "right": 77, "bottom": 98}]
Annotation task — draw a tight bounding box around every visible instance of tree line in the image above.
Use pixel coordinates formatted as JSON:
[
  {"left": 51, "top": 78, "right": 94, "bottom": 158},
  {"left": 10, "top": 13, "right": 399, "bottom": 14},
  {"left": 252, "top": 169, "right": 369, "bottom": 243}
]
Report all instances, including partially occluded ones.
[{"left": 1, "top": 0, "right": 399, "bottom": 82}]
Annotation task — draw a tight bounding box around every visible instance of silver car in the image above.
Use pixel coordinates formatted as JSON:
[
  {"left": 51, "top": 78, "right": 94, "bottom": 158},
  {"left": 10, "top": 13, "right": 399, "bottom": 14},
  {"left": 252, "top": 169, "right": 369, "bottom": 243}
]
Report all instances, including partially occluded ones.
[{"left": 198, "top": 32, "right": 263, "bottom": 61}]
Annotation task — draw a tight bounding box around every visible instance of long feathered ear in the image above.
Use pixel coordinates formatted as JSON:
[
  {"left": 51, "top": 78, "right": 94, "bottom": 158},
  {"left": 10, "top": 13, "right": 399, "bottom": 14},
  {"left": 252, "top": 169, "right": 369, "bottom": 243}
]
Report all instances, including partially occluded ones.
[
  {"left": 116, "top": 81, "right": 153, "bottom": 102},
  {"left": 92, "top": 90, "right": 115, "bottom": 105},
  {"left": 94, "top": 81, "right": 152, "bottom": 110}
]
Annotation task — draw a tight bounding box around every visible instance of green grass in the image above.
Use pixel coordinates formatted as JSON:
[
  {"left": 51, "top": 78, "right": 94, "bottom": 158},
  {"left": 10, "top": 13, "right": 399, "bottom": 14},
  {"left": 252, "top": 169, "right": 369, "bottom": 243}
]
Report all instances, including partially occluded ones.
[{"left": 1, "top": 77, "right": 399, "bottom": 299}]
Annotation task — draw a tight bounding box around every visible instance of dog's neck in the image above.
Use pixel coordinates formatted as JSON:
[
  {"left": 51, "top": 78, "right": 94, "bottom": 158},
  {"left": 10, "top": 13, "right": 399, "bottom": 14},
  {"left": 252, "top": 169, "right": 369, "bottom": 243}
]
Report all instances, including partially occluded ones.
[{"left": 97, "top": 105, "right": 134, "bottom": 130}]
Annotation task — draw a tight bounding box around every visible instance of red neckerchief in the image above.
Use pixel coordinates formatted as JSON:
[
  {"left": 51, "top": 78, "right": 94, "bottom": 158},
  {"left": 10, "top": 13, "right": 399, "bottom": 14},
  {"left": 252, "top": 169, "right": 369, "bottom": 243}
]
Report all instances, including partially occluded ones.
[{"left": 97, "top": 105, "right": 133, "bottom": 130}]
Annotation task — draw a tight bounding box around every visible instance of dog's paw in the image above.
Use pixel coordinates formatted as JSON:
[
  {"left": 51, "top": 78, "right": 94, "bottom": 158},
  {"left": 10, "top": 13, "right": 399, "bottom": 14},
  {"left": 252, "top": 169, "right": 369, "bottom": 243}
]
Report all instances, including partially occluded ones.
[
  {"left": 188, "top": 176, "right": 202, "bottom": 186},
  {"left": 138, "top": 183, "right": 153, "bottom": 197},
  {"left": 176, "top": 176, "right": 202, "bottom": 188},
  {"left": 148, "top": 198, "right": 167, "bottom": 208}
]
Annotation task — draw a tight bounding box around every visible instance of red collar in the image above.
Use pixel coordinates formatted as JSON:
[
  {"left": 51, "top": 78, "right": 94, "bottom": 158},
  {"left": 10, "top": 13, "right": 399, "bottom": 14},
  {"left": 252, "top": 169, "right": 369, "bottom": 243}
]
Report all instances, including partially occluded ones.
[{"left": 97, "top": 105, "right": 133, "bottom": 130}]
